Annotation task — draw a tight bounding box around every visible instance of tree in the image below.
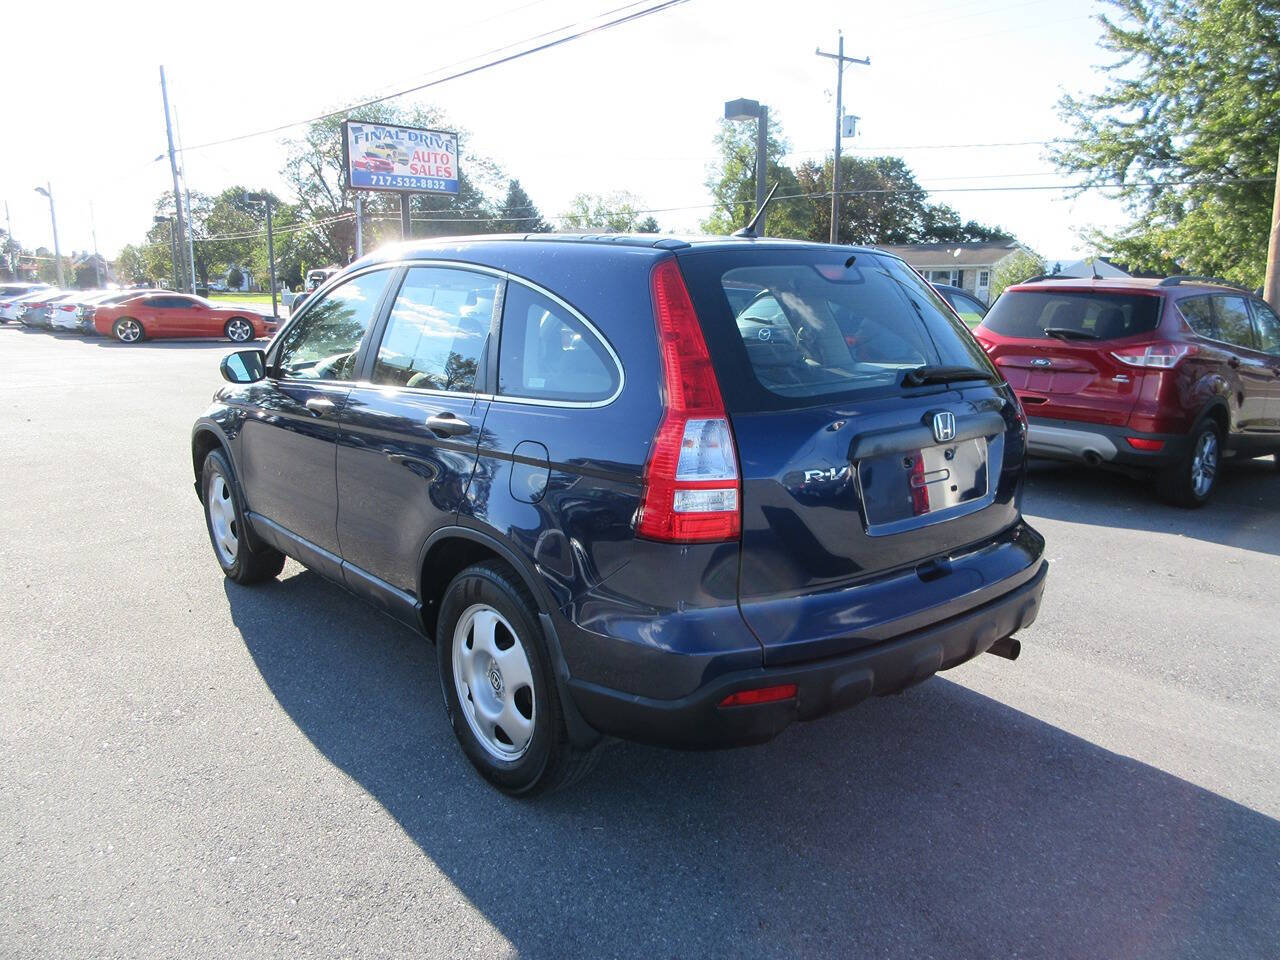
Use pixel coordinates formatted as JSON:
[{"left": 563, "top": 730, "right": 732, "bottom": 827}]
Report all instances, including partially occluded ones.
[
  {"left": 115, "top": 245, "right": 149, "bottom": 284},
  {"left": 634, "top": 216, "right": 661, "bottom": 233},
  {"left": 494, "top": 179, "right": 552, "bottom": 233},
  {"left": 919, "top": 203, "right": 1015, "bottom": 243},
  {"left": 1052, "top": 0, "right": 1280, "bottom": 287},
  {"left": 227, "top": 264, "right": 244, "bottom": 290},
  {"left": 702, "top": 116, "right": 809, "bottom": 238},
  {"left": 991, "top": 250, "right": 1047, "bottom": 300},
  {"left": 560, "top": 192, "right": 645, "bottom": 231}
]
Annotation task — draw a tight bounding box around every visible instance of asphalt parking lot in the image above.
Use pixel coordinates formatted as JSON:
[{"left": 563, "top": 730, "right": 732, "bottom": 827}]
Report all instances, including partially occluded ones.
[{"left": 2, "top": 324, "right": 1277, "bottom": 959}]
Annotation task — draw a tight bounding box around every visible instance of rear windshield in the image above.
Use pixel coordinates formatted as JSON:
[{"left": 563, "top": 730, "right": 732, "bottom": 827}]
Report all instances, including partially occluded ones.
[
  {"left": 981, "top": 290, "right": 1161, "bottom": 340},
  {"left": 679, "top": 249, "right": 994, "bottom": 412}
]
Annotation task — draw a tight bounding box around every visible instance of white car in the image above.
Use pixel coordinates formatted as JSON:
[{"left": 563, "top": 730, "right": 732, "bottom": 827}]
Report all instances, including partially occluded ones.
[{"left": 0, "top": 284, "right": 52, "bottom": 323}]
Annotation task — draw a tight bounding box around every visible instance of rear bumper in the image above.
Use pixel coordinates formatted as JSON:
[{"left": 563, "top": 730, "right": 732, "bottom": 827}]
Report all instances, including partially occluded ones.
[
  {"left": 566, "top": 560, "right": 1048, "bottom": 749},
  {"left": 1027, "top": 417, "right": 1189, "bottom": 468}
]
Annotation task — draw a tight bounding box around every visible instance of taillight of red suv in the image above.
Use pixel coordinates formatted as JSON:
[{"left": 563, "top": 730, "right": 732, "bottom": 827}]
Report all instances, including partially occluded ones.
[{"left": 1111, "top": 342, "right": 1197, "bottom": 368}]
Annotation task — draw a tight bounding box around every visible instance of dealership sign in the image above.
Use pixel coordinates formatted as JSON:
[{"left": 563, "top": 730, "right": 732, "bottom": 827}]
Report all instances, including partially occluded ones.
[{"left": 342, "top": 120, "right": 460, "bottom": 195}]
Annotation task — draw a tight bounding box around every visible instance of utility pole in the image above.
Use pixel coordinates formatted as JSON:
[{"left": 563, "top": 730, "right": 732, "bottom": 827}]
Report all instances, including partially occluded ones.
[
  {"left": 1265, "top": 136, "right": 1280, "bottom": 309},
  {"left": 175, "top": 108, "right": 198, "bottom": 293},
  {"left": 89, "top": 200, "right": 104, "bottom": 287},
  {"left": 159, "top": 66, "right": 188, "bottom": 292},
  {"left": 401, "top": 195, "right": 412, "bottom": 241},
  {"left": 34, "top": 183, "right": 64, "bottom": 287},
  {"left": 4, "top": 201, "right": 13, "bottom": 277},
  {"left": 816, "top": 33, "right": 869, "bottom": 245}
]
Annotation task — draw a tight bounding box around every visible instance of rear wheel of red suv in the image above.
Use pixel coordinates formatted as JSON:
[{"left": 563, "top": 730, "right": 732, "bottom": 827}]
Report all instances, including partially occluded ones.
[
  {"left": 1157, "top": 419, "right": 1221, "bottom": 508},
  {"left": 437, "top": 561, "right": 598, "bottom": 795}
]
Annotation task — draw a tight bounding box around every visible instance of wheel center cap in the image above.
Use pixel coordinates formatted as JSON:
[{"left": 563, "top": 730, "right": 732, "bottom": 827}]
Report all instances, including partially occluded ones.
[{"left": 487, "top": 663, "right": 504, "bottom": 697}]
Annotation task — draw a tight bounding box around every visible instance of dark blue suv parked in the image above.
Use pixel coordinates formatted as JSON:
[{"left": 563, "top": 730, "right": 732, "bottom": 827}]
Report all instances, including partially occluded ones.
[{"left": 192, "top": 235, "right": 1048, "bottom": 794}]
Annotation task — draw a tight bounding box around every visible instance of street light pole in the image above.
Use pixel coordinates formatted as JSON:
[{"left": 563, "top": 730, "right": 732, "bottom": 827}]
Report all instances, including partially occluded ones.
[
  {"left": 34, "top": 183, "right": 64, "bottom": 287},
  {"left": 245, "top": 192, "right": 278, "bottom": 319},
  {"left": 816, "top": 33, "right": 870, "bottom": 245},
  {"left": 725, "top": 98, "right": 769, "bottom": 233},
  {"left": 155, "top": 215, "right": 178, "bottom": 289}
]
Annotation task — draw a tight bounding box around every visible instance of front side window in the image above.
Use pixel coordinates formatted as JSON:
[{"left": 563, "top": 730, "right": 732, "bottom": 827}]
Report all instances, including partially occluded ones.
[
  {"left": 274, "top": 269, "right": 391, "bottom": 381},
  {"left": 498, "top": 283, "right": 619, "bottom": 402},
  {"left": 371, "top": 267, "right": 498, "bottom": 392},
  {"left": 1215, "top": 296, "right": 1257, "bottom": 349},
  {"left": 1250, "top": 299, "right": 1280, "bottom": 355}
]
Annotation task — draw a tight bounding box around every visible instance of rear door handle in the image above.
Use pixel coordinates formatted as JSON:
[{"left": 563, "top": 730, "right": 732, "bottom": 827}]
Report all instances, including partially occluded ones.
[
  {"left": 305, "top": 397, "right": 336, "bottom": 416},
  {"left": 426, "top": 412, "right": 472, "bottom": 438}
]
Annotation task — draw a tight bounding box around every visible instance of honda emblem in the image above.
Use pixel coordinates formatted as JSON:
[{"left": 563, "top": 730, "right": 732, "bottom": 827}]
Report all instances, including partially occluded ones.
[{"left": 932, "top": 411, "right": 956, "bottom": 443}]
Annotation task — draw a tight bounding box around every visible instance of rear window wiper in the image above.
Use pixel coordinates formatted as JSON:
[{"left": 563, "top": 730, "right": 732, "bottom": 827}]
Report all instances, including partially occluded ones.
[
  {"left": 1042, "top": 327, "right": 1099, "bottom": 341},
  {"left": 901, "top": 365, "right": 1000, "bottom": 387}
]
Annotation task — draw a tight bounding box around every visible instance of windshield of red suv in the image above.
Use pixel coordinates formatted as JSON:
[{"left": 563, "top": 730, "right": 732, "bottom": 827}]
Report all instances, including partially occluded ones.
[{"left": 982, "top": 290, "right": 1162, "bottom": 341}]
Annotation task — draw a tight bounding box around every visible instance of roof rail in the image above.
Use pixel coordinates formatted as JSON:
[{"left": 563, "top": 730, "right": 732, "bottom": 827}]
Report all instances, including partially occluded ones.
[
  {"left": 1157, "top": 275, "right": 1249, "bottom": 292},
  {"left": 1016, "top": 274, "right": 1079, "bottom": 284}
]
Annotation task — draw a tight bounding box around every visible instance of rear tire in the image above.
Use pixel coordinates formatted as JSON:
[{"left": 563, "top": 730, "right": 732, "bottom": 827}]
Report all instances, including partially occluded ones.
[
  {"left": 113, "top": 317, "right": 144, "bottom": 343},
  {"left": 201, "top": 449, "right": 285, "bottom": 584},
  {"left": 224, "top": 317, "right": 254, "bottom": 342},
  {"left": 1157, "top": 420, "right": 1221, "bottom": 507},
  {"left": 436, "top": 561, "right": 598, "bottom": 796}
]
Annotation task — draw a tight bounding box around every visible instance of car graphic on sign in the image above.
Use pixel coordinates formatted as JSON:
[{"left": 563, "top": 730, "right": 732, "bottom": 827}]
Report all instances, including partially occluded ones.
[{"left": 354, "top": 153, "right": 395, "bottom": 173}]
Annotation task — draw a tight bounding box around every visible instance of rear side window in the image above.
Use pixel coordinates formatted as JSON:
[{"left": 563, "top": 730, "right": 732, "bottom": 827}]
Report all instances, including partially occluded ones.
[
  {"left": 372, "top": 267, "right": 498, "bottom": 392},
  {"left": 679, "top": 249, "right": 993, "bottom": 410},
  {"left": 1178, "top": 296, "right": 1217, "bottom": 338},
  {"left": 1214, "top": 296, "right": 1257, "bottom": 349},
  {"left": 981, "top": 290, "right": 1161, "bottom": 340},
  {"left": 497, "top": 283, "right": 619, "bottom": 403}
]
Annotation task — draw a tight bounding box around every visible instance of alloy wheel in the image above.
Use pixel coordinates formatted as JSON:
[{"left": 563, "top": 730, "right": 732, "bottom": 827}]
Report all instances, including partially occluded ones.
[
  {"left": 207, "top": 473, "right": 239, "bottom": 565},
  {"left": 1190, "top": 429, "right": 1218, "bottom": 498},
  {"left": 115, "top": 319, "right": 141, "bottom": 343},
  {"left": 227, "top": 319, "right": 253, "bottom": 342},
  {"left": 452, "top": 603, "right": 536, "bottom": 761}
]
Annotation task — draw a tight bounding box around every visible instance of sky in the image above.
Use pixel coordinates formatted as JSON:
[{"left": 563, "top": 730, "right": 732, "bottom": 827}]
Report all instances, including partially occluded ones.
[{"left": 0, "top": 0, "right": 1132, "bottom": 266}]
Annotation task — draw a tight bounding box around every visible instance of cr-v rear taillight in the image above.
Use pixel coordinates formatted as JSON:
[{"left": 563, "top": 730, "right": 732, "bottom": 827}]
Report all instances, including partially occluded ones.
[
  {"left": 636, "top": 258, "right": 741, "bottom": 543},
  {"left": 1111, "top": 342, "right": 1196, "bottom": 368}
]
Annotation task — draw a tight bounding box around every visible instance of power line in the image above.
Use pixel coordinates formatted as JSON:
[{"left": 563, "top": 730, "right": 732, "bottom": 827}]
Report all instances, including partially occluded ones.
[
  {"left": 186, "top": 175, "right": 1273, "bottom": 241},
  {"left": 183, "top": 0, "right": 692, "bottom": 153}
]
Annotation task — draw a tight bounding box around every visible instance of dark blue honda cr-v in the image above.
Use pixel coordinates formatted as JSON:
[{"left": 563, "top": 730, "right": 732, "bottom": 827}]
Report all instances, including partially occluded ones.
[{"left": 192, "top": 235, "right": 1048, "bottom": 794}]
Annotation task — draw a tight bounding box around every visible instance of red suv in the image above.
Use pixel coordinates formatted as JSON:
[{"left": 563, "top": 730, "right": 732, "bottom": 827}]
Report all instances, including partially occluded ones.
[{"left": 974, "top": 276, "right": 1280, "bottom": 506}]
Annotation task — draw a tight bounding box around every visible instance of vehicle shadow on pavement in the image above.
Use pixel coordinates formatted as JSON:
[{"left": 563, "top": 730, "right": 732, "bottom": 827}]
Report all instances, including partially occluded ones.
[
  {"left": 226, "top": 572, "right": 1279, "bottom": 960},
  {"left": 1024, "top": 458, "right": 1280, "bottom": 557}
]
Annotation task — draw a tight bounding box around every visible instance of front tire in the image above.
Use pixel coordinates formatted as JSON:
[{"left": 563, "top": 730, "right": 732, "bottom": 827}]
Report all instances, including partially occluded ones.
[
  {"left": 113, "top": 317, "right": 144, "bottom": 343},
  {"left": 1157, "top": 420, "right": 1221, "bottom": 507},
  {"left": 225, "top": 317, "right": 254, "bottom": 342},
  {"left": 437, "top": 561, "right": 598, "bottom": 795},
  {"left": 201, "top": 449, "right": 285, "bottom": 584}
]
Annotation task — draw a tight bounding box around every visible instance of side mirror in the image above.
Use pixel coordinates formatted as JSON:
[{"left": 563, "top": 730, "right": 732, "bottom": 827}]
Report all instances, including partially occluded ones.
[{"left": 220, "top": 349, "right": 266, "bottom": 384}]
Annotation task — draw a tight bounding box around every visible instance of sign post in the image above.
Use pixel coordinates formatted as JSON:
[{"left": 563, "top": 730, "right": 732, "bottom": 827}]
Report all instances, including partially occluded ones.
[{"left": 342, "top": 120, "right": 460, "bottom": 245}]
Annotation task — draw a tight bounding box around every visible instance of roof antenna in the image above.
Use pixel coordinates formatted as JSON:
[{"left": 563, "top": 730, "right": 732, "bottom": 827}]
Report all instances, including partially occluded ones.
[
  {"left": 1091, "top": 257, "right": 1101, "bottom": 280},
  {"left": 734, "top": 182, "right": 780, "bottom": 239}
]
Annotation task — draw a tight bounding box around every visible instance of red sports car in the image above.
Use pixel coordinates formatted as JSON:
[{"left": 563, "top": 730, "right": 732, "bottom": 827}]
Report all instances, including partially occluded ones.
[{"left": 92, "top": 292, "right": 278, "bottom": 344}]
